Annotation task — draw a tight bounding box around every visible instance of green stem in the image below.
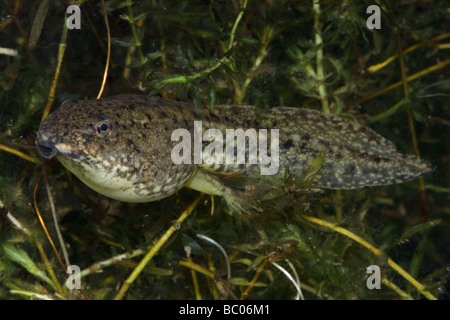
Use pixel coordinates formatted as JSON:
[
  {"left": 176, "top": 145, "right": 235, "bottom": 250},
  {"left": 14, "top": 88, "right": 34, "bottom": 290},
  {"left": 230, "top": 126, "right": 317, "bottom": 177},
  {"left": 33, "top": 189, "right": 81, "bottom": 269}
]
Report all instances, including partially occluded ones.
[
  {"left": 313, "top": 0, "right": 330, "bottom": 113},
  {"left": 41, "top": 15, "right": 67, "bottom": 121},
  {"left": 367, "top": 99, "right": 407, "bottom": 124},
  {"left": 161, "top": 0, "right": 248, "bottom": 86},
  {"left": 114, "top": 193, "right": 205, "bottom": 300},
  {"left": 126, "top": 0, "right": 147, "bottom": 75}
]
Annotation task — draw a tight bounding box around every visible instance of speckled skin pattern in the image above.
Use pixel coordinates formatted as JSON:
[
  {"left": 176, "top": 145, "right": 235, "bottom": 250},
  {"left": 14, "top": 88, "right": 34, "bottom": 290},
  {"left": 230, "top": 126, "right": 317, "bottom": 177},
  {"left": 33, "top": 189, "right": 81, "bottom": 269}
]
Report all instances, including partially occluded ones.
[{"left": 37, "top": 95, "right": 430, "bottom": 210}]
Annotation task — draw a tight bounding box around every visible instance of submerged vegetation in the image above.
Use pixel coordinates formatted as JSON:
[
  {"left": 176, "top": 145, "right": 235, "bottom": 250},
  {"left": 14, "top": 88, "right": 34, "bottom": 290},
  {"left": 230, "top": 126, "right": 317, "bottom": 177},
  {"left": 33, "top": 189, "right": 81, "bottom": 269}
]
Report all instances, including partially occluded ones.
[{"left": 0, "top": 0, "right": 449, "bottom": 300}]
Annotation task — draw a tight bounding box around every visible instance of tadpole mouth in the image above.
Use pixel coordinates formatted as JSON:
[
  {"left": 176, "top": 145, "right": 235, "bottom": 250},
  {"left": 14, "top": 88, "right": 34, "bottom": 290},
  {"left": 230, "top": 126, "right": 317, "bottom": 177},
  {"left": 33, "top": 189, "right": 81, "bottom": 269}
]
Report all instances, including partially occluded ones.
[
  {"left": 36, "top": 131, "right": 58, "bottom": 159},
  {"left": 37, "top": 139, "right": 57, "bottom": 159}
]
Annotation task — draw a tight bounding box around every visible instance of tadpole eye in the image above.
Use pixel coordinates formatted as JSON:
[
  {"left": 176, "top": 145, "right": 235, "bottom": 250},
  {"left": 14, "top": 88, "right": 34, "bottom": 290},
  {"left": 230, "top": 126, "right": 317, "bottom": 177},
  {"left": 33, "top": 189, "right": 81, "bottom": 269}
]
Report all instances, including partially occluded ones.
[{"left": 95, "top": 119, "right": 113, "bottom": 136}]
